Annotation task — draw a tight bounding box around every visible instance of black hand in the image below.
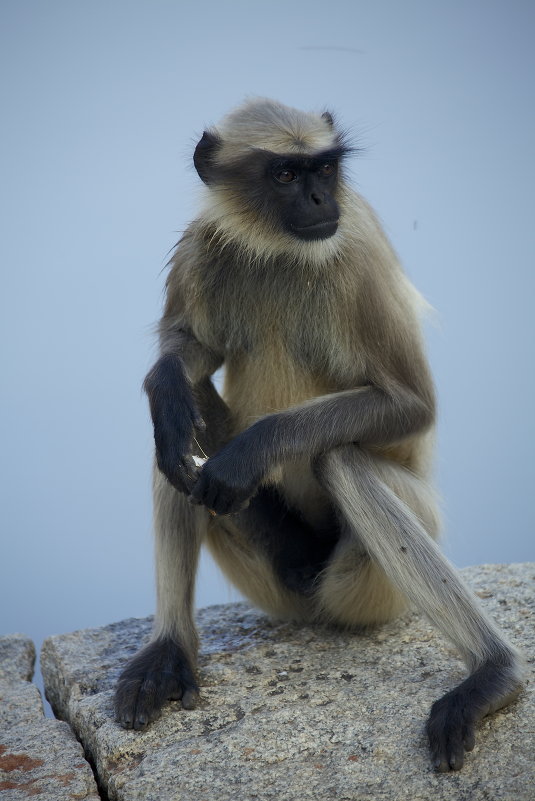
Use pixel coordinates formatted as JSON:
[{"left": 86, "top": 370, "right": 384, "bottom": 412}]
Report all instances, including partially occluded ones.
[
  {"left": 189, "top": 442, "right": 263, "bottom": 515},
  {"left": 145, "top": 354, "right": 205, "bottom": 494},
  {"left": 154, "top": 413, "right": 203, "bottom": 494}
]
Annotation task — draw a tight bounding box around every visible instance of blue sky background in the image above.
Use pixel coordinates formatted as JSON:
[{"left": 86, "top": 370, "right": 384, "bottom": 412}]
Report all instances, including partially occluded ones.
[{"left": 1, "top": 0, "right": 534, "bottom": 692}]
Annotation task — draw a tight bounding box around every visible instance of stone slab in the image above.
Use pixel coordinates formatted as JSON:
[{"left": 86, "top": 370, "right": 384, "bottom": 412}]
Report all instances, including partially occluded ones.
[
  {"left": 0, "top": 635, "right": 35, "bottom": 684},
  {"left": 0, "top": 680, "right": 44, "bottom": 731},
  {"left": 0, "top": 634, "right": 100, "bottom": 800},
  {"left": 41, "top": 564, "right": 535, "bottom": 801}
]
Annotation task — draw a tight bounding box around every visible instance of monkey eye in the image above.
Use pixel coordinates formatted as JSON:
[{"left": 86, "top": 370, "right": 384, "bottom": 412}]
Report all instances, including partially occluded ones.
[
  {"left": 274, "top": 168, "right": 298, "bottom": 184},
  {"left": 319, "top": 162, "right": 336, "bottom": 177}
]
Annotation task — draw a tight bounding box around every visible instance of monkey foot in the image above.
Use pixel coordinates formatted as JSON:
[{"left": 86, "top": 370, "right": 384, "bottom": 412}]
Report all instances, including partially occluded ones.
[
  {"left": 426, "top": 690, "right": 476, "bottom": 771},
  {"left": 426, "top": 658, "right": 522, "bottom": 771},
  {"left": 114, "top": 637, "right": 199, "bottom": 730}
]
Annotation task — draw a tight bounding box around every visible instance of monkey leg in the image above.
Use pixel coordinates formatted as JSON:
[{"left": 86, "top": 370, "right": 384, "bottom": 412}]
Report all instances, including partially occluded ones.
[
  {"left": 314, "top": 447, "right": 440, "bottom": 628},
  {"left": 114, "top": 474, "right": 207, "bottom": 729},
  {"left": 206, "top": 485, "right": 332, "bottom": 622},
  {"left": 314, "top": 445, "right": 523, "bottom": 771},
  {"left": 115, "top": 376, "right": 231, "bottom": 730},
  {"left": 315, "top": 542, "right": 409, "bottom": 627}
]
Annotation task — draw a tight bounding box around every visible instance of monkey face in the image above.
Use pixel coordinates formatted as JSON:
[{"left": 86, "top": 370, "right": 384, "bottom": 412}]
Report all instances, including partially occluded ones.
[
  {"left": 193, "top": 129, "right": 345, "bottom": 245},
  {"left": 269, "top": 156, "right": 340, "bottom": 241}
]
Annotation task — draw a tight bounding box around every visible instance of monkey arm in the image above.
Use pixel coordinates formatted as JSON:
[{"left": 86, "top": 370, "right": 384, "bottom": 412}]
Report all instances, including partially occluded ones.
[
  {"left": 271, "top": 381, "right": 434, "bottom": 452},
  {"left": 158, "top": 322, "right": 224, "bottom": 385},
  {"left": 145, "top": 324, "right": 224, "bottom": 494},
  {"left": 190, "top": 380, "right": 434, "bottom": 515}
]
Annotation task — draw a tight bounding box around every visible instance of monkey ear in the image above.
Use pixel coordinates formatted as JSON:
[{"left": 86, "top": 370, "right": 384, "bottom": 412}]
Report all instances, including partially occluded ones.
[
  {"left": 193, "top": 130, "right": 222, "bottom": 185},
  {"left": 321, "top": 111, "right": 335, "bottom": 128}
]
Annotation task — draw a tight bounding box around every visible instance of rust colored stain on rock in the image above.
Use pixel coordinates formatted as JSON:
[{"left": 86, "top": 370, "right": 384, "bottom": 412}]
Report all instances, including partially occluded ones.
[
  {"left": 0, "top": 744, "right": 44, "bottom": 772},
  {"left": 55, "top": 772, "right": 76, "bottom": 786},
  {"left": 0, "top": 778, "right": 42, "bottom": 795},
  {"left": 0, "top": 771, "right": 77, "bottom": 794}
]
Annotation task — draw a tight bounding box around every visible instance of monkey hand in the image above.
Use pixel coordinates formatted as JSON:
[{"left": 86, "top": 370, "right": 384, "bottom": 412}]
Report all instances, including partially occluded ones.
[
  {"left": 188, "top": 445, "right": 263, "bottom": 515},
  {"left": 145, "top": 352, "right": 207, "bottom": 495},
  {"left": 153, "top": 401, "right": 206, "bottom": 496}
]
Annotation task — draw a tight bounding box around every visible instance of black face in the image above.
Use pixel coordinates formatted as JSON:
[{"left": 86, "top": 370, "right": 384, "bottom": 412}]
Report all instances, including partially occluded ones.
[
  {"left": 193, "top": 131, "right": 346, "bottom": 243},
  {"left": 269, "top": 156, "right": 340, "bottom": 241}
]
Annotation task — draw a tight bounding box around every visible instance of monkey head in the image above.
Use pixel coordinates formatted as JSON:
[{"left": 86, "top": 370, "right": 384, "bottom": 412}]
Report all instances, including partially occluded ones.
[{"left": 193, "top": 98, "right": 352, "bottom": 248}]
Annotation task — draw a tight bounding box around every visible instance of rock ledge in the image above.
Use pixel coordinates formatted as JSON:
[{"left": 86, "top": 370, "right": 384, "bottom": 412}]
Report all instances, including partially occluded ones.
[
  {"left": 0, "top": 634, "right": 100, "bottom": 800},
  {"left": 41, "top": 563, "right": 534, "bottom": 801}
]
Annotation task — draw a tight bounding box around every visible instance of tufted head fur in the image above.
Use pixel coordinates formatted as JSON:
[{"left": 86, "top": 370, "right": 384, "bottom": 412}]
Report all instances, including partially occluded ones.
[
  {"left": 215, "top": 97, "right": 340, "bottom": 160},
  {"left": 192, "top": 98, "right": 354, "bottom": 265}
]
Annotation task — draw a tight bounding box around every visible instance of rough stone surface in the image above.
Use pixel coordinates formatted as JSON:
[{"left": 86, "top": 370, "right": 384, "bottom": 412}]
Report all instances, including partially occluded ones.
[
  {"left": 0, "top": 635, "right": 100, "bottom": 800},
  {"left": 41, "top": 564, "right": 534, "bottom": 801},
  {"left": 0, "top": 635, "right": 35, "bottom": 684},
  {"left": 0, "top": 680, "right": 44, "bottom": 732}
]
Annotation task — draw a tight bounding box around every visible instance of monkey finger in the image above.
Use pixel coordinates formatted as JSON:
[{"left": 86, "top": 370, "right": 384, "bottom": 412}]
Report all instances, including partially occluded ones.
[
  {"left": 186, "top": 480, "right": 214, "bottom": 512},
  {"left": 201, "top": 481, "right": 222, "bottom": 512},
  {"left": 176, "top": 457, "right": 200, "bottom": 493},
  {"left": 165, "top": 469, "right": 194, "bottom": 496},
  {"left": 187, "top": 497, "right": 217, "bottom": 517},
  {"left": 234, "top": 498, "right": 250, "bottom": 513},
  {"left": 221, "top": 495, "right": 251, "bottom": 515},
  {"left": 188, "top": 469, "right": 214, "bottom": 506},
  {"left": 216, "top": 492, "right": 253, "bottom": 516},
  {"left": 193, "top": 413, "right": 206, "bottom": 433},
  {"left": 197, "top": 477, "right": 238, "bottom": 515},
  {"left": 192, "top": 482, "right": 239, "bottom": 517}
]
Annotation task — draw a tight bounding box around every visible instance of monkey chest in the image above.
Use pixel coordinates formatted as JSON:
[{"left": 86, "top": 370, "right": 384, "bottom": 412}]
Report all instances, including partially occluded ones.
[
  {"left": 193, "top": 261, "right": 365, "bottom": 401},
  {"left": 215, "top": 299, "right": 361, "bottom": 420},
  {"left": 220, "top": 298, "right": 349, "bottom": 376}
]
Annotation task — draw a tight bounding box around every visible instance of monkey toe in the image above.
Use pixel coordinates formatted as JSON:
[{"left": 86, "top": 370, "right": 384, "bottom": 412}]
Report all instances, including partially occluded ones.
[
  {"left": 430, "top": 737, "right": 466, "bottom": 773},
  {"left": 114, "top": 678, "right": 154, "bottom": 730},
  {"left": 181, "top": 688, "right": 199, "bottom": 709},
  {"left": 115, "top": 670, "right": 199, "bottom": 730},
  {"left": 462, "top": 726, "right": 476, "bottom": 752}
]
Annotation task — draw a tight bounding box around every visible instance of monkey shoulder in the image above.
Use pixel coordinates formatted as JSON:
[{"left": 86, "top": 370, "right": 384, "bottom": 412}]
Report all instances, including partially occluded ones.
[{"left": 164, "top": 221, "right": 427, "bottom": 393}]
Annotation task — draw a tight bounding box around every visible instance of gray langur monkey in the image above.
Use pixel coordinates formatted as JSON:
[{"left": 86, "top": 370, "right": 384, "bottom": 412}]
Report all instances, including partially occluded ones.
[{"left": 114, "top": 98, "right": 523, "bottom": 771}]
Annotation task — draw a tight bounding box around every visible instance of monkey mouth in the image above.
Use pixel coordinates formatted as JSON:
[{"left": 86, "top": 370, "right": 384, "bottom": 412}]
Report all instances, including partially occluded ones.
[{"left": 291, "top": 219, "right": 339, "bottom": 241}]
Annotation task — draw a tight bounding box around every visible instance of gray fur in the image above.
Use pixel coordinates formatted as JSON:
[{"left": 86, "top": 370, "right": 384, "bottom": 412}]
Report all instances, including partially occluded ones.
[{"left": 115, "top": 100, "right": 524, "bottom": 769}]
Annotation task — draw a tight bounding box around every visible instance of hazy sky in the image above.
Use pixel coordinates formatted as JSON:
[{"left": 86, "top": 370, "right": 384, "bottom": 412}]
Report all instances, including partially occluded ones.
[{"left": 1, "top": 0, "right": 534, "bottom": 674}]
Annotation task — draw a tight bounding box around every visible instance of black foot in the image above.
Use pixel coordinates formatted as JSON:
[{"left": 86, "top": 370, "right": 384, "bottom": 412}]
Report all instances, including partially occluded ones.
[
  {"left": 114, "top": 637, "right": 199, "bottom": 730},
  {"left": 426, "top": 688, "right": 477, "bottom": 771},
  {"left": 426, "top": 659, "right": 521, "bottom": 772}
]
